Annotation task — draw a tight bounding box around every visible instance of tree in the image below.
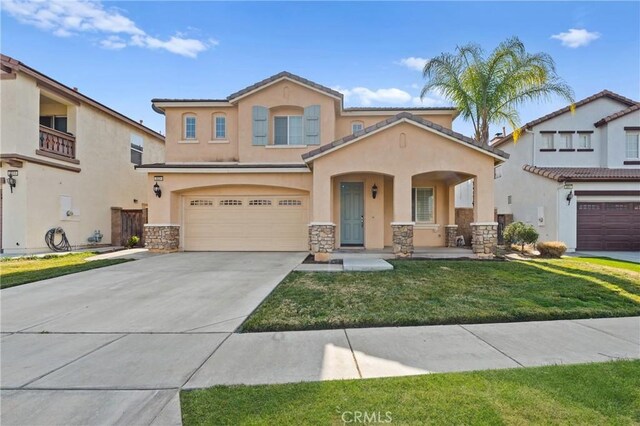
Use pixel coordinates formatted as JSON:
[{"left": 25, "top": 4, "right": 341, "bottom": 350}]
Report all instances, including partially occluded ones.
[
  {"left": 503, "top": 222, "right": 539, "bottom": 252},
  {"left": 421, "top": 37, "right": 574, "bottom": 143}
]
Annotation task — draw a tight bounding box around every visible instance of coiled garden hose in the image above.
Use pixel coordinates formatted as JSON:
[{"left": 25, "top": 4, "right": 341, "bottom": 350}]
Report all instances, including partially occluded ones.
[{"left": 45, "top": 227, "right": 72, "bottom": 252}]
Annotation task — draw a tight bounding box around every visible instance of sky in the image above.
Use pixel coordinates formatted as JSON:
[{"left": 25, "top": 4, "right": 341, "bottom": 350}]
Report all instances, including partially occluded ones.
[{"left": 2, "top": 1, "right": 639, "bottom": 139}]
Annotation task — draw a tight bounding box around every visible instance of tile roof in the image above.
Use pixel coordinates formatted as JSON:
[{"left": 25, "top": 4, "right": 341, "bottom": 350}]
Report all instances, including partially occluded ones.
[
  {"left": 523, "top": 165, "right": 640, "bottom": 182},
  {"left": 594, "top": 103, "right": 640, "bottom": 127},
  {"left": 344, "top": 107, "right": 456, "bottom": 111},
  {"left": 302, "top": 112, "right": 509, "bottom": 162},
  {"left": 136, "top": 163, "right": 309, "bottom": 169},
  {"left": 492, "top": 90, "right": 638, "bottom": 147},
  {"left": 151, "top": 98, "right": 229, "bottom": 103},
  {"left": 227, "top": 71, "right": 344, "bottom": 101}
]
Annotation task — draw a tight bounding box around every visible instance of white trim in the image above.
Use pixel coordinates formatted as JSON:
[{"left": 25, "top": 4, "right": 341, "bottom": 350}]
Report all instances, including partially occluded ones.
[
  {"left": 229, "top": 76, "right": 342, "bottom": 102},
  {"left": 470, "top": 222, "right": 499, "bottom": 226},
  {"left": 414, "top": 223, "right": 440, "bottom": 230},
  {"left": 144, "top": 223, "right": 180, "bottom": 227},
  {"left": 154, "top": 101, "right": 234, "bottom": 108},
  {"left": 304, "top": 118, "right": 506, "bottom": 163},
  {"left": 390, "top": 222, "right": 416, "bottom": 226},
  {"left": 178, "top": 140, "right": 200, "bottom": 144},
  {"left": 309, "top": 222, "right": 336, "bottom": 226},
  {"left": 138, "top": 167, "right": 311, "bottom": 174},
  {"left": 208, "top": 140, "right": 229, "bottom": 144},
  {"left": 265, "top": 145, "right": 308, "bottom": 149},
  {"left": 341, "top": 110, "right": 455, "bottom": 117},
  {"left": 445, "top": 224, "right": 459, "bottom": 228}
]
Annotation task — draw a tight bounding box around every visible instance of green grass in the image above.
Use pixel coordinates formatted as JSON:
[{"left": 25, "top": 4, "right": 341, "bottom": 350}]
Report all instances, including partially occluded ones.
[
  {"left": 574, "top": 256, "right": 640, "bottom": 273},
  {"left": 241, "top": 257, "right": 640, "bottom": 332},
  {"left": 0, "top": 252, "right": 131, "bottom": 289},
  {"left": 181, "top": 360, "right": 640, "bottom": 425}
]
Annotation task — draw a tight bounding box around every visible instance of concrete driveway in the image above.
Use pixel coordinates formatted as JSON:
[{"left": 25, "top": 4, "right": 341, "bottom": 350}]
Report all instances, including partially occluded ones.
[
  {"left": 1, "top": 252, "right": 306, "bottom": 425},
  {"left": 571, "top": 251, "right": 640, "bottom": 263}
]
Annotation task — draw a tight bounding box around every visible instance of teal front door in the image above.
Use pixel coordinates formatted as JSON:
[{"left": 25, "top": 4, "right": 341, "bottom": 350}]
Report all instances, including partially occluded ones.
[{"left": 340, "top": 182, "right": 364, "bottom": 245}]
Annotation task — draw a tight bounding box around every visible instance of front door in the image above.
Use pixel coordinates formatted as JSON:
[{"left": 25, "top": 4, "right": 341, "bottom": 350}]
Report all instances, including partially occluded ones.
[{"left": 340, "top": 182, "right": 364, "bottom": 246}]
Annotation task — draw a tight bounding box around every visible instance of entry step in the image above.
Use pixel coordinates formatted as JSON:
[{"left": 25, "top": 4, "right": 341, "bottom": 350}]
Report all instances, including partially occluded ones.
[{"left": 343, "top": 258, "right": 393, "bottom": 272}]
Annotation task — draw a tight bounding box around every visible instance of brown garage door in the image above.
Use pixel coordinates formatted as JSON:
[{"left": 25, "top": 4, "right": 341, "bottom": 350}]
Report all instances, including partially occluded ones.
[{"left": 577, "top": 202, "right": 640, "bottom": 250}]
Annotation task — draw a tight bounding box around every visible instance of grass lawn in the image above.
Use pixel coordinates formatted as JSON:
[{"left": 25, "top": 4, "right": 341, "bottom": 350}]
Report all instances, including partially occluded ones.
[
  {"left": 0, "top": 252, "right": 131, "bottom": 289},
  {"left": 181, "top": 360, "right": 640, "bottom": 425},
  {"left": 241, "top": 257, "right": 640, "bottom": 332}
]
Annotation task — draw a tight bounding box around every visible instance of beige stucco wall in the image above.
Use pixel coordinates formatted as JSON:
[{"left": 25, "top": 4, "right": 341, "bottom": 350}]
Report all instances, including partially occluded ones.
[
  {"left": 310, "top": 121, "right": 496, "bottom": 227},
  {"left": 1, "top": 72, "right": 165, "bottom": 253},
  {"left": 164, "top": 107, "right": 239, "bottom": 162},
  {"left": 335, "top": 114, "right": 452, "bottom": 136}
]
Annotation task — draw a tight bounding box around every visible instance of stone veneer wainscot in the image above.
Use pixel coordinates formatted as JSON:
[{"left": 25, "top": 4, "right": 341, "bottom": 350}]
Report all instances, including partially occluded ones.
[
  {"left": 144, "top": 225, "right": 180, "bottom": 252},
  {"left": 391, "top": 223, "right": 414, "bottom": 258},
  {"left": 470, "top": 222, "right": 498, "bottom": 257},
  {"left": 309, "top": 223, "right": 335, "bottom": 261}
]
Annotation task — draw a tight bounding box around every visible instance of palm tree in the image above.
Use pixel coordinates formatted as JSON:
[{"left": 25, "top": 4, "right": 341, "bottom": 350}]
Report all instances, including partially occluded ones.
[{"left": 421, "top": 37, "right": 574, "bottom": 143}]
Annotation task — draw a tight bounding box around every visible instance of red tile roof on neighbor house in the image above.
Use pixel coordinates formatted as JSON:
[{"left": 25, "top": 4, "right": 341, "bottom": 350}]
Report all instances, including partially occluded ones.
[
  {"left": 492, "top": 90, "right": 638, "bottom": 148},
  {"left": 594, "top": 103, "right": 640, "bottom": 127},
  {"left": 522, "top": 165, "right": 640, "bottom": 182}
]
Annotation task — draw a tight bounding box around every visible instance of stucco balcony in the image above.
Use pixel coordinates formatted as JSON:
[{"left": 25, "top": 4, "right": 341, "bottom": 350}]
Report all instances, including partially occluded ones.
[{"left": 38, "top": 125, "right": 76, "bottom": 160}]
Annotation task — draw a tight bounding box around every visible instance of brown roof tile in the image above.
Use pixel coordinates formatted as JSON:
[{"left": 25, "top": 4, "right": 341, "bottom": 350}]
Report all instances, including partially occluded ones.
[
  {"left": 302, "top": 112, "right": 509, "bottom": 162},
  {"left": 523, "top": 165, "right": 640, "bottom": 182},
  {"left": 493, "top": 90, "right": 638, "bottom": 147},
  {"left": 594, "top": 103, "right": 640, "bottom": 127}
]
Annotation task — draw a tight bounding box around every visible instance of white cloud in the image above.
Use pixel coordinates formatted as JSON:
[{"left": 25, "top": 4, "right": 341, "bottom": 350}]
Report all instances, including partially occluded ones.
[
  {"left": 551, "top": 28, "right": 600, "bottom": 48},
  {"left": 334, "top": 86, "right": 412, "bottom": 106},
  {"left": 397, "top": 57, "right": 429, "bottom": 71},
  {"left": 2, "top": 0, "right": 215, "bottom": 57}
]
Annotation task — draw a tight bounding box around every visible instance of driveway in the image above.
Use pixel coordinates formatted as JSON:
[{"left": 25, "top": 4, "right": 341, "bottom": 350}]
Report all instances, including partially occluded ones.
[
  {"left": 0, "top": 252, "right": 306, "bottom": 425},
  {"left": 571, "top": 251, "right": 640, "bottom": 263}
]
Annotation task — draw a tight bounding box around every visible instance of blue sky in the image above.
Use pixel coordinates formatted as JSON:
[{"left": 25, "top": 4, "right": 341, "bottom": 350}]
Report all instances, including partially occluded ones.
[{"left": 2, "top": 1, "right": 639, "bottom": 138}]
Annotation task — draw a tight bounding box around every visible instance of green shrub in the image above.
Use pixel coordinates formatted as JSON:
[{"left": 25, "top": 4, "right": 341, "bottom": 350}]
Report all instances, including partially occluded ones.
[
  {"left": 126, "top": 235, "right": 140, "bottom": 248},
  {"left": 537, "top": 241, "right": 567, "bottom": 258},
  {"left": 503, "top": 221, "right": 539, "bottom": 251}
]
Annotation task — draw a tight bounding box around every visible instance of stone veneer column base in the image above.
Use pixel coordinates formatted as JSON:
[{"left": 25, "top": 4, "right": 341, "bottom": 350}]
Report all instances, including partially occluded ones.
[
  {"left": 391, "top": 223, "right": 414, "bottom": 258},
  {"left": 471, "top": 222, "right": 498, "bottom": 258},
  {"left": 144, "top": 225, "right": 180, "bottom": 252},
  {"left": 309, "top": 223, "right": 335, "bottom": 262},
  {"left": 445, "top": 225, "right": 458, "bottom": 247}
]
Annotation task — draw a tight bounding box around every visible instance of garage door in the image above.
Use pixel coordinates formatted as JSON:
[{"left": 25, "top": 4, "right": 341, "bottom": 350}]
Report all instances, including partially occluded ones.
[
  {"left": 183, "top": 194, "right": 309, "bottom": 251},
  {"left": 577, "top": 202, "right": 640, "bottom": 250}
]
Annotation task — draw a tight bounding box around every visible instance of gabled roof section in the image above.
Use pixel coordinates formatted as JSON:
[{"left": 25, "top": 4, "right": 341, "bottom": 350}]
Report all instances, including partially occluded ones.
[
  {"left": 523, "top": 165, "right": 640, "bottom": 182},
  {"left": 493, "top": 90, "right": 638, "bottom": 147},
  {"left": 594, "top": 103, "right": 640, "bottom": 127},
  {"left": 227, "top": 71, "right": 344, "bottom": 102},
  {"left": 1, "top": 54, "right": 165, "bottom": 141},
  {"left": 302, "top": 112, "right": 508, "bottom": 163}
]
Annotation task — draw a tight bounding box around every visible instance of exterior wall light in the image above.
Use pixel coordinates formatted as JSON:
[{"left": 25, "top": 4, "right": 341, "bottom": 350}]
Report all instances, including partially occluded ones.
[
  {"left": 7, "top": 170, "right": 18, "bottom": 193},
  {"left": 153, "top": 182, "right": 162, "bottom": 198},
  {"left": 371, "top": 183, "right": 378, "bottom": 199},
  {"left": 566, "top": 190, "right": 573, "bottom": 205}
]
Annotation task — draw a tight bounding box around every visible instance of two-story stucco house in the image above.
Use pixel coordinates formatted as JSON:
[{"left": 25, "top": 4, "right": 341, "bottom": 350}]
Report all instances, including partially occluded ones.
[
  {"left": 492, "top": 90, "right": 640, "bottom": 252},
  {"left": 140, "top": 72, "right": 508, "bottom": 259},
  {"left": 0, "top": 54, "right": 165, "bottom": 254}
]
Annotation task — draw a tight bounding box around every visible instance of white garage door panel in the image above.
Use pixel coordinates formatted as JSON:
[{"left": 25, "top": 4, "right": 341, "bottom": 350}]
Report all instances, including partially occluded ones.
[{"left": 184, "top": 195, "right": 309, "bottom": 251}]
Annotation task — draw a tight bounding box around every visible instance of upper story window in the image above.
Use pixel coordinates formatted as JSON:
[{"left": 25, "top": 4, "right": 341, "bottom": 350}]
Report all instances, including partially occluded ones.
[
  {"left": 577, "top": 133, "right": 592, "bottom": 149},
  {"left": 214, "top": 114, "right": 226, "bottom": 139},
  {"left": 626, "top": 131, "right": 640, "bottom": 159},
  {"left": 541, "top": 133, "right": 554, "bottom": 149},
  {"left": 130, "top": 134, "right": 143, "bottom": 165},
  {"left": 351, "top": 121, "right": 364, "bottom": 133},
  {"left": 411, "top": 187, "right": 434, "bottom": 223},
  {"left": 184, "top": 115, "right": 197, "bottom": 140},
  {"left": 40, "top": 115, "right": 68, "bottom": 133},
  {"left": 494, "top": 165, "right": 503, "bottom": 179},
  {"left": 559, "top": 133, "right": 573, "bottom": 149},
  {"left": 274, "top": 115, "right": 303, "bottom": 145}
]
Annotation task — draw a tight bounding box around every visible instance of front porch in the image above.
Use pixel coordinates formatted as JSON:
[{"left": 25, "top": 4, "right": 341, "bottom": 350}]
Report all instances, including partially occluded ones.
[{"left": 309, "top": 170, "right": 498, "bottom": 260}]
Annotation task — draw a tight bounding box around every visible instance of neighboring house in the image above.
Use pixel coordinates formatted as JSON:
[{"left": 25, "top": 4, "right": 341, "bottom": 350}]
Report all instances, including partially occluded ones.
[
  {"left": 141, "top": 72, "right": 508, "bottom": 258},
  {"left": 0, "top": 54, "right": 165, "bottom": 254},
  {"left": 492, "top": 90, "right": 640, "bottom": 252}
]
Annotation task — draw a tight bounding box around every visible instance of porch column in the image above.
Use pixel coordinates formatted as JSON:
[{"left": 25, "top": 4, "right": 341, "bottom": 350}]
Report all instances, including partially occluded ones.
[
  {"left": 391, "top": 174, "right": 414, "bottom": 258},
  {"left": 471, "top": 174, "right": 498, "bottom": 257},
  {"left": 309, "top": 170, "right": 335, "bottom": 261},
  {"left": 445, "top": 185, "right": 458, "bottom": 247}
]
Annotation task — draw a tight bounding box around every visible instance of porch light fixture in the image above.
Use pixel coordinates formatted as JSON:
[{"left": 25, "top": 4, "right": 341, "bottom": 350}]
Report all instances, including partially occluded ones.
[
  {"left": 7, "top": 170, "right": 18, "bottom": 193},
  {"left": 566, "top": 190, "right": 573, "bottom": 205},
  {"left": 371, "top": 183, "right": 378, "bottom": 199},
  {"left": 153, "top": 182, "right": 162, "bottom": 198}
]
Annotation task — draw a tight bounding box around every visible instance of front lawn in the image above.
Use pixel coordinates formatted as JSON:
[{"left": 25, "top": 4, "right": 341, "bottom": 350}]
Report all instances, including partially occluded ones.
[
  {"left": 0, "top": 252, "right": 131, "bottom": 289},
  {"left": 241, "top": 257, "right": 640, "bottom": 332},
  {"left": 181, "top": 360, "right": 640, "bottom": 425}
]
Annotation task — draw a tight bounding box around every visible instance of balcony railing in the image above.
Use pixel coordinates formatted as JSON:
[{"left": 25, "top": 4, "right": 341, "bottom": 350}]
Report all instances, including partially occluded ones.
[{"left": 39, "top": 125, "right": 76, "bottom": 159}]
